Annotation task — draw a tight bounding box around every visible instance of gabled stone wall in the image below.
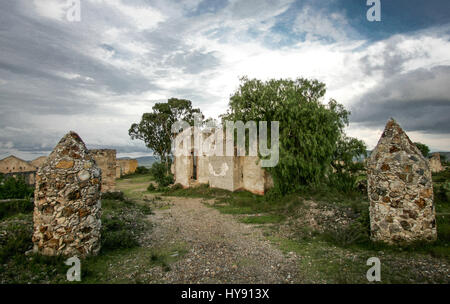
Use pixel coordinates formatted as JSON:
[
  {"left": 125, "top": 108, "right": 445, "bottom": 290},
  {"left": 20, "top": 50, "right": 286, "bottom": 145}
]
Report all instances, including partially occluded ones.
[
  {"left": 367, "top": 119, "right": 437, "bottom": 244},
  {"left": 32, "top": 131, "right": 102, "bottom": 257}
]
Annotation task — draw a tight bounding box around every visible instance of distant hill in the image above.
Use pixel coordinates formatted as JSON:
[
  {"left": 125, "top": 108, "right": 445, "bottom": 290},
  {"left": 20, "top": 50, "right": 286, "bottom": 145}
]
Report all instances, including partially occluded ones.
[{"left": 118, "top": 156, "right": 159, "bottom": 168}]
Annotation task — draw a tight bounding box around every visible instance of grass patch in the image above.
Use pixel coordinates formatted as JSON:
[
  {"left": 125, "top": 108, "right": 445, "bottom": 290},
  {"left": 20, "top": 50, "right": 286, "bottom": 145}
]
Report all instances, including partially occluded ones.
[{"left": 0, "top": 199, "right": 33, "bottom": 220}]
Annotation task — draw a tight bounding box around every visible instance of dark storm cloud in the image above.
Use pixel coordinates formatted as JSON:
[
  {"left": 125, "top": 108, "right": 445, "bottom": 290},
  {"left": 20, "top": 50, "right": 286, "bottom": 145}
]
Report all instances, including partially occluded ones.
[{"left": 350, "top": 65, "right": 450, "bottom": 133}]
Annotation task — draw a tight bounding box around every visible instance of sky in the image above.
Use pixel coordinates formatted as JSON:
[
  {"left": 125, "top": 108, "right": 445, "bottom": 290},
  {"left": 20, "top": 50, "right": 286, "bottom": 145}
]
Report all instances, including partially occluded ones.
[{"left": 0, "top": 0, "right": 449, "bottom": 160}]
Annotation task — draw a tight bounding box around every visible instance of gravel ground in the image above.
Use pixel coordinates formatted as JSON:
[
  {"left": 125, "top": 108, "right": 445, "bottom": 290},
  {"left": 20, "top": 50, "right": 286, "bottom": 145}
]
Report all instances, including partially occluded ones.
[{"left": 142, "top": 196, "right": 301, "bottom": 284}]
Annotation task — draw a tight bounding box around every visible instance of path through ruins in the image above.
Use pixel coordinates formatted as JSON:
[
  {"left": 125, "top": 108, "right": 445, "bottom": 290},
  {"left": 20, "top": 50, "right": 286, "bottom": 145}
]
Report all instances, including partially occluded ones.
[{"left": 141, "top": 195, "right": 301, "bottom": 283}]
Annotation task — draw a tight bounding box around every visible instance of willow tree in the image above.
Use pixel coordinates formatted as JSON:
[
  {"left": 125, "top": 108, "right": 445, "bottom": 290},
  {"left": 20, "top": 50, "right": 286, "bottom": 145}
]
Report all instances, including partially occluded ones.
[{"left": 224, "top": 77, "right": 366, "bottom": 194}]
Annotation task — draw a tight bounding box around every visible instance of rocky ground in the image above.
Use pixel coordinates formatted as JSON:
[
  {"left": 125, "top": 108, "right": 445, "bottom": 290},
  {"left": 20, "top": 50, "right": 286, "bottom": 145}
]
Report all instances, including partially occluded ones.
[{"left": 141, "top": 196, "right": 300, "bottom": 283}]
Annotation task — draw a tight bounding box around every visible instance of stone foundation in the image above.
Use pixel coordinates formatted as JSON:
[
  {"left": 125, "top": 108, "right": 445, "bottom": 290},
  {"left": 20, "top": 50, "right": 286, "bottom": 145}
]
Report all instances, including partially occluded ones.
[
  {"left": 32, "top": 131, "right": 102, "bottom": 257},
  {"left": 367, "top": 119, "right": 437, "bottom": 244}
]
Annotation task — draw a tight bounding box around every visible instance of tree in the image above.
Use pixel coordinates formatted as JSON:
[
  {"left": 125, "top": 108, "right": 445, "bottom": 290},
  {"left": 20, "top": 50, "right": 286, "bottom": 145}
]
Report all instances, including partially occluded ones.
[
  {"left": 129, "top": 98, "right": 202, "bottom": 170},
  {"left": 224, "top": 77, "right": 366, "bottom": 194},
  {"left": 414, "top": 142, "right": 430, "bottom": 158}
]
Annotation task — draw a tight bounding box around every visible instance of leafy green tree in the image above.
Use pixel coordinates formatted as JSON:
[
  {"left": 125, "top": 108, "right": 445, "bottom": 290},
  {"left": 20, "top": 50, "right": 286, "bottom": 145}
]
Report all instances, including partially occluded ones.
[
  {"left": 0, "top": 175, "right": 34, "bottom": 199},
  {"left": 224, "top": 77, "right": 366, "bottom": 194},
  {"left": 414, "top": 142, "right": 430, "bottom": 158},
  {"left": 129, "top": 98, "right": 202, "bottom": 170}
]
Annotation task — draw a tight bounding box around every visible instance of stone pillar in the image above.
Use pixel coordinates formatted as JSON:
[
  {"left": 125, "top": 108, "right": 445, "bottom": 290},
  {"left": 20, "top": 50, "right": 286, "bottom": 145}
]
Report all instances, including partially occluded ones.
[
  {"left": 367, "top": 119, "right": 437, "bottom": 244},
  {"left": 32, "top": 131, "right": 102, "bottom": 257}
]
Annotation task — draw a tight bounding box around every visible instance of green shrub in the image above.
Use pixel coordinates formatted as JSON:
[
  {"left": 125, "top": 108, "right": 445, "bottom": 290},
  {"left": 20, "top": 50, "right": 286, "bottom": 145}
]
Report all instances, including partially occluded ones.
[
  {"left": 135, "top": 166, "right": 150, "bottom": 174},
  {"left": 149, "top": 162, "right": 174, "bottom": 187},
  {"left": 147, "top": 183, "right": 157, "bottom": 192},
  {"left": 101, "top": 191, "right": 125, "bottom": 201},
  {"left": 322, "top": 220, "right": 369, "bottom": 247},
  {"left": 0, "top": 199, "right": 33, "bottom": 220},
  {"left": 101, "top": 230, "right": 139, "bottom": 251},
  {"left": 0, "top": 223, "right": 33, "bottom": 264},
  {"left": 0, "top": 175, "right": 34, "bottom": 199}
]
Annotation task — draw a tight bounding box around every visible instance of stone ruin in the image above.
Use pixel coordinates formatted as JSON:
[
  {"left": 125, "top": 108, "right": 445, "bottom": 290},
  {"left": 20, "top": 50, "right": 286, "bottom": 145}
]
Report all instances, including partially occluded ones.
[
  {"left": 117, "top": 159, "right": 138, "bottom": 177},
  {"left": 429, "top": 153, "right": 444, "bottom": 173},
  {"left": 89, "top": 149, "right": 117, "bottom": 192},
  {"left": 173, "top": 126, "right": 273, "bottom": 195},
  {"left": 32, "top": 131, "right": 102, "bottom": 257},
  {"left": 367, "top": 119, "right": 437, "bottom": 244}
]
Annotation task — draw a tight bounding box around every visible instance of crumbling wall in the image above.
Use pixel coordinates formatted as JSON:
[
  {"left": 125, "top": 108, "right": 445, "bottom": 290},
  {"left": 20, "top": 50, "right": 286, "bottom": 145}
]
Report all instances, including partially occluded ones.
[
  {"left": 242, "top": 156, "right": 266, "bottom": 195},
  {"left": 32, "top": 131, "right": 102, "bottom": 257},
  {"left": 30, "top": 156, "right": 47, "bottom": 170},
  {"left": 367, "top": 119, "right": 437, "bottom": 244},
  {"left": 117, "top": 159, "right": 138, "bottom": 176},
  {"left": 174, "top": 155, "right": 191, "bottom": 187},
  {"left": 209, "top": 156, "right": 241, "bottom": 192},
  {"left": 429, "top": 153, "right": 444, "bottom": 173},
  {"left": 0, "top": 155, "right": 36, "bottom": 174},
  {"left": 89, "top": 149, "right": 117, "bottom": 192}
]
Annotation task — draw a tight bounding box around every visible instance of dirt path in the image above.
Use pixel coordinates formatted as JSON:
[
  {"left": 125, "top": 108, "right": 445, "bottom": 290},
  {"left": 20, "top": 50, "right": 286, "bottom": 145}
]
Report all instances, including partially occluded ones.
[{"left": 142, "top": 196, "right": 301, "bottom": 284}]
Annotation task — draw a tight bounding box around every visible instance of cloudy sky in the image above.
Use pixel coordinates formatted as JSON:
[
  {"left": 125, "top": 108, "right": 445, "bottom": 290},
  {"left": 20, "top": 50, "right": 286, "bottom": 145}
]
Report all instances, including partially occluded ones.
[{"left": 0, "top": 0, "right": 449, "bottom": 160}]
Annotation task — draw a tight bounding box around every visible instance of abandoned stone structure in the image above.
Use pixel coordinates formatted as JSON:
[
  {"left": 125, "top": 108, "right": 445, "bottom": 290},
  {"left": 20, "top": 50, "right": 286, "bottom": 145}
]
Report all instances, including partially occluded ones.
[
  {"left": 367, "top": 119, "right": 437, "bottom": 244},
  {"left": 0, "top": 155, "right": 38, "bottom": 185},
  {"left": 117, "top": 159, "right": 138, "bottom": 176},
  {"left": 32, "top": 131, "right": 102, "bottom": 257},
  {"left": 173, "top": 127, "right": 273, "bottom": 195},
  {"left": 89, "top": 149, "right": 117, "bottom": 192},
  {"left": 0, "top": 155, "right": 36, "bottom": 174},
  {"left": 429, "top": 153, "right": 444, "bottom": 173},
  {"left": 30, "top": 156, "right": 47, "bottom": 169}
]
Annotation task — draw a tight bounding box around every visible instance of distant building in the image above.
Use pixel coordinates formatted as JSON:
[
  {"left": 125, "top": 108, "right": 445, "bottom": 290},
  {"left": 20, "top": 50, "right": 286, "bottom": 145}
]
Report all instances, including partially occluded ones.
[
  {"left": 30, "top": 156, "right": 47, "bottom": 169},
  {"left": 117, "top": 159, "right": 138, "bottom": 177},
  {"left": 429, "top": 153, "right": 444, "bottom": 173},
  {"left": 0, "top": 155, "right": 37, "bottom": 185}
]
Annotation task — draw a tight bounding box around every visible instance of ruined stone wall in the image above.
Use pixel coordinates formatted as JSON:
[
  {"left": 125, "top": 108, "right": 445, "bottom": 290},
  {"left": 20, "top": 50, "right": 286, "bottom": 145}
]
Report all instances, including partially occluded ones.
[
  {"left": 429, "top": 153, "right": 444, "bottom": 173},
  {"left": 197, "top": 155, "right": 210, "bottom": 185},
  {"left": 367, "top": 119, "right": 437, "bottom": 244},
  {"left": 118, "top": 159, "right": 138, "bottom": 175},
  {"left": 0, "top": 155, "right": 36, "bottom": 174},
  {"left": 33, "top": 132, "right": 102, "bottom": 257},
  {"left": 209, "top": 156, "right": 241, "bottom": 192},
  {"left": 172, "top": 126, "right": 271, "bottom": 194},
  {"left": 174, "top": 155, "right": 191, "bottom": 187},
  {"left": 242, "top": 156, "right": 266, "bottom": 195},
  {"left": 89, "top": 149, "right": 116, "bottom": 192},
  {"left": 30, "top": 156, "right": 47, "bottom": 170}
]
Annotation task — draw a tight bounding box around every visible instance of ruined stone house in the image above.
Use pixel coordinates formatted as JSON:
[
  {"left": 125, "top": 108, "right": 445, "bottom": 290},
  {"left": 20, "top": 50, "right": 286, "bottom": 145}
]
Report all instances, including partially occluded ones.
[
  {"left": 30, "top": 156, "right": 48, "bottom": 169},
  {"left": 0, "top": 155, "right": 38, "bottom": 185},
  {"left": 172, "top": 127, "right": 273, "bottom": 195},
  {"left": 89, "top": 149, "right": 117, "bottom": 192},
  {"left": 117, "top": 159, "right": 138, "bottom": 176},
  {"left": 429, "top": 153, "right": 444, "bottom": 173}
]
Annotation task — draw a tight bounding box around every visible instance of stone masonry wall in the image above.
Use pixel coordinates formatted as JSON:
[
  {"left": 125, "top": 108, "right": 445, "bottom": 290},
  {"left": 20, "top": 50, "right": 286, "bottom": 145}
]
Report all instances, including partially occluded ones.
[
  {"left": 32, "top": 131, "right": 102, "bottom": 257},
  {"left": 367, "top": 119, "right": 437, "bottom": 244},
  {"left": 429, "top": 153, "right": 444, "bottom": 173},
  {"left": 89, "top": 149, "right": 117, "bottom": 192}
]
